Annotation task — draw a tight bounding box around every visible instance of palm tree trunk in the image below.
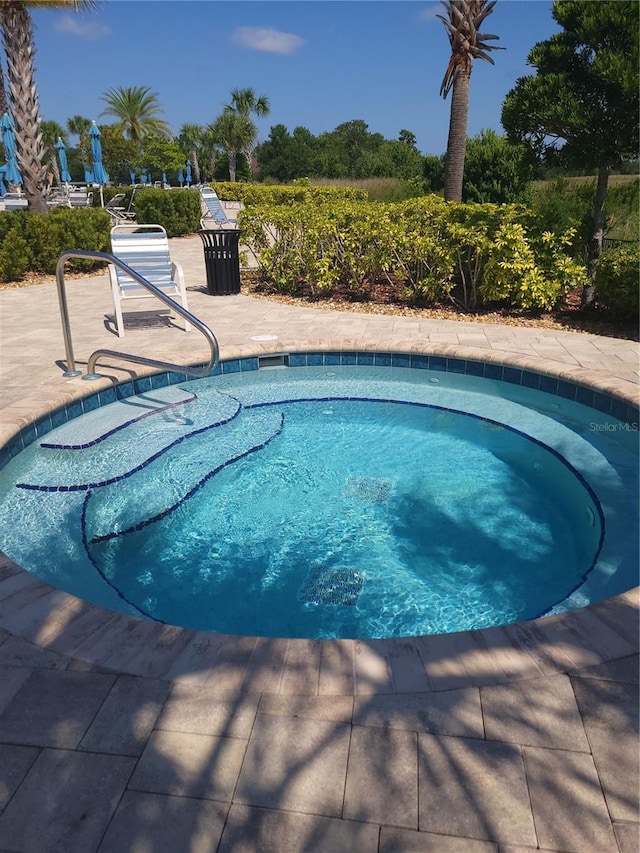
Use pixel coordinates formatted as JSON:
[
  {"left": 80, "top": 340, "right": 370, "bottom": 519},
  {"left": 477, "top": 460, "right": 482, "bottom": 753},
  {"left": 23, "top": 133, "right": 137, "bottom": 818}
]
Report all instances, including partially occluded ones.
[
  {"left": 46, "top": 149, "right": 60, "bottom": 188},
  {"left": 0, "top": 55, "right": 8, "bottom": 117},
  {"left": 1, "top": 4, "right": 47, "bottom": 213},
  {"left": 228, "top": 150, "right": 237, "bottom": 182},
  {"left": 190, "top": 144, "right": 201, "bottom": 184},
  {"left": 582, "top": 164, "right": 609, "bottom": 308},
  {"left": 444, "top": 67, "right": 471, "bottom": 203}
]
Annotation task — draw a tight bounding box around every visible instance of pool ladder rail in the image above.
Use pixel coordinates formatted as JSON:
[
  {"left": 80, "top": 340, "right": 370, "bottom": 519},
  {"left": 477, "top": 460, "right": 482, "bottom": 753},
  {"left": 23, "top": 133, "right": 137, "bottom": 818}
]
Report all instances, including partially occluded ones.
[{"left": 56, "top": 249, "right": 219, "bottom": 381}]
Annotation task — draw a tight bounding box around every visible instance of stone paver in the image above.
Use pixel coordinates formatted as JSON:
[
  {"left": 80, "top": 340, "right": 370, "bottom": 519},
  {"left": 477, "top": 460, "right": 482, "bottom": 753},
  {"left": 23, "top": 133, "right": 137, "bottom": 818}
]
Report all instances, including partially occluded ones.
[
  {"left": 352, "top": 687, "right": 483, "bottom": 738},
  {"left": 0, "top": 635, "right": 69, "bottom": 670},
  {"left": 155, "top": 682, "right": 260, "bottom": 738},
  {"left": 0, "top": 744, "right": 39, "bottom": 812},
  {"left": 235, "top": 714, "right": 351, "bottom": 816},
  {"left": 523, "top": 746, "right": 619, "bottom": 852},
  {"left": 258, "top": 692, "right": 354, "bottom": 722},
  {"left": 0, "top": 235, "right": 637, "bottom": 851},
  {"left": 418, "top": 734, "right": 537, "bottom": 846},
  {"left": 0, "top": 669, "right": 115, "bottom": 748},
  {"left": 97, "top": 791, "right": 229, "bottom": 853},
  {"left": 128, "top": 729, "right": 247, "bottom": 801},
  {"left": 218, "top": 804, "right": 380, "bottom": 853},
  {"left": 0, "top": 749, "right": 135, "bottom": 853},
  {"left": 344, "top": 725, "right": 418, "bottom": 828},
  {"left": 613, "top": 822, "right": 640, "bottom": 853},
  {"left": 570, "top": 653, "right": 639, "bottom": 683},
  {"left": 379, "top": 828, "right": 499, "bottom": 852},
  {"left": 79, "top": 674, "right": 170, "bottom": 756},
  {"left": 0, "top": 666, "right": 31, "bottom": 714},
  {"left": 481, "top": 674, "right": 590, "bottom": 751}
]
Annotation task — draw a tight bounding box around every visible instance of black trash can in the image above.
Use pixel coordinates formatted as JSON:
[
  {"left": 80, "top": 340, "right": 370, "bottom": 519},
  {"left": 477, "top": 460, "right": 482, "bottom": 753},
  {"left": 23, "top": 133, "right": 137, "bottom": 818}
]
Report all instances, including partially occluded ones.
[{"left": 198, "top": 229, "right": 241, "bottom": 295}]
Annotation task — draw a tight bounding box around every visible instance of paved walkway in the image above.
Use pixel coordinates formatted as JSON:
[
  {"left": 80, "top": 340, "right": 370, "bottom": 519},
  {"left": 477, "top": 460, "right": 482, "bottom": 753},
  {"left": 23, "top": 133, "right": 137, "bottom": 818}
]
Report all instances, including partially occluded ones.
[{"left": 0, "top": 236, "right": 638, "bottom": 852}]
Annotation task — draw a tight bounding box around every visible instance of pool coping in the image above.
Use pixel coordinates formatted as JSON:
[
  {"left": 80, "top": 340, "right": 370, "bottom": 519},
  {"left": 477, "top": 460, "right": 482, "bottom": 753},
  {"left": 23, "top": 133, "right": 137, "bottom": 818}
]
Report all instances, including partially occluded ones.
[{"left": 0, "top": 341, "right": 638, "bottom": 693}]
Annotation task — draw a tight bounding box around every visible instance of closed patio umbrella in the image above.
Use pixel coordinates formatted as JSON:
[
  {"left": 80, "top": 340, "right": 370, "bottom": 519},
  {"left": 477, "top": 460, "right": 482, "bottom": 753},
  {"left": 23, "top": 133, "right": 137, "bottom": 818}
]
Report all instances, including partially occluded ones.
[
  {"left": 55, "top": 137, "right": 71, "bottom": 183},
  {"left": 89, "top": 122, "right": 108, "bottom": 185},
  {"left": 178, "top": 167, "right": 184, "bottom": 187},
  {"left": 0, "top": 165, "right": 7, "bottom": 197},
  {"left": 129, "top": 168, "right": 136, "bottom": 185},
  {"left": 185, "top": 160, "right": 192, "bottom": 186},
  {"left": 84, "top": 166, "right": 94, "bottom": 183},
  {"left": 0, "top": 113, "right": 22, "bottom": 186}
]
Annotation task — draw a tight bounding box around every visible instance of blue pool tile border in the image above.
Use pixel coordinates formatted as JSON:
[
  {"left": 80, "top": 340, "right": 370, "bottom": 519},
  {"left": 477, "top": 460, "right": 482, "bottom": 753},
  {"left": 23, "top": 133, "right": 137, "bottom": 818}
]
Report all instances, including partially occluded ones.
[{"left": 1, "top": 351, "right": 638, "bottom": 470}]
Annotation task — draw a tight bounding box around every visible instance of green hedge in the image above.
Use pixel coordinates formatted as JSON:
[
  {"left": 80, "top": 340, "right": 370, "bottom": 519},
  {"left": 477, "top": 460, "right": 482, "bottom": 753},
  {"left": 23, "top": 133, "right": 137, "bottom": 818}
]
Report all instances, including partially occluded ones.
[
  {"left": 126, "top": 187, "right": 201, "bottom": 235},
  {"left": 211, "top": 182, "right": 368, "bottom": 205},
  {"left": 0, "top": 208, "right": 111, "bottom": 282},
  {"left": 595, "top": 244, "right": 640, "bottom": 319},
  {"left": 239, "top": 194, "right": 587, "bottom": 310}
]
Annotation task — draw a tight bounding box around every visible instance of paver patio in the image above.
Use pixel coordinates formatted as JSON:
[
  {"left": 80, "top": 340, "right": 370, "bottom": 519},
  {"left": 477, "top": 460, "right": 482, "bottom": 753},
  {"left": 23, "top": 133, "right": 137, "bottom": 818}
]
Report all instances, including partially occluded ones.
[{"left": 0, "top": 235, "right": 637, "bottom": 851}]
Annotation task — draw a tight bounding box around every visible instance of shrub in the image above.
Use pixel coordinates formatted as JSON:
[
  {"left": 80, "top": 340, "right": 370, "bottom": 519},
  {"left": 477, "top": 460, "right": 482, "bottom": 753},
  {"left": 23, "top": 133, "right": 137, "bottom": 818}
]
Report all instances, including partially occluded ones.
[
  {"left": 212, "top": 182, "right": 367, "bottom": 205},
  {"left": 595, "top": 244, "right": 640, "bottom": 319},
  {"left": 0, "top": 225, "right": 32, "bottom": 281},
  {"left": 463, "top": 131, "right": 534, "bottom": 205},
  {"left": 0, "top": 208, "right": 111, "bottom": 281},
  {"left": 132, "top": 188, "right": 201, "bottom": 235},
  {"left": 529, "top": 178, "right": 593, "bottom": 260},
  {"left": 239, "top": 195, "right": 585, "bottom": 310}
]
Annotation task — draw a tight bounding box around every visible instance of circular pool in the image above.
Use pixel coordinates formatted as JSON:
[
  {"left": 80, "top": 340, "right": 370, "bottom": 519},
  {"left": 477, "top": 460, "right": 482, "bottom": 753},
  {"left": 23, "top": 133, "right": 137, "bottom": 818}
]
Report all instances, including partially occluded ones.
[{"left": 0, "top": 353, "right": 637, "bottom": 640}]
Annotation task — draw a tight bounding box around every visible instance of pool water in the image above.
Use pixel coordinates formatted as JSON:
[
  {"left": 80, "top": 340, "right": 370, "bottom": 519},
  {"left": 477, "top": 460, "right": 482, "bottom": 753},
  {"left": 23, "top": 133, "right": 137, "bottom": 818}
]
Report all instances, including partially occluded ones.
[{"left": 0, "top": 364, "right": 637, "bottom": 639}]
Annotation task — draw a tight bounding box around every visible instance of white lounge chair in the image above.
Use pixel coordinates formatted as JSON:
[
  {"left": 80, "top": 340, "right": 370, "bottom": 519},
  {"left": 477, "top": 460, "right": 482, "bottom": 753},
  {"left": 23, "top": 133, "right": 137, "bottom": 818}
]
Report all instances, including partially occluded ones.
[
  {"left": 199, "top": 187, "right": 238, "bottom": 229},
  {"left": 108, "top": 223, "right": 191, "bottom": 337},
  {"left": 68, "top": 187, "right": 92, "bottom": 207},
  {"left": 104, "top": 192, "right": 136, "bottom": 224},
  {"left": 3, "top": 193, "right": 28, "bottom": 211}
]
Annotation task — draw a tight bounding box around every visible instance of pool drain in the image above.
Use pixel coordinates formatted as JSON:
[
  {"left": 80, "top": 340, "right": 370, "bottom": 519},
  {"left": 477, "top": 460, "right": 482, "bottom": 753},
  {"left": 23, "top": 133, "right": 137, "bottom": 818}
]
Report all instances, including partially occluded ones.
[{"left": 298, "top": 564, "right": 364, "bottom": 606}]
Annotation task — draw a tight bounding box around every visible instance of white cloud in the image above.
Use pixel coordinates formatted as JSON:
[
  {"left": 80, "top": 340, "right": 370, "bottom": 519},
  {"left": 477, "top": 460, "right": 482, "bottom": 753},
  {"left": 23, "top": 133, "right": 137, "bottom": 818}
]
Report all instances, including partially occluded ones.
[
  {"left": 232, "top": 26, "right": 305, "bottom": 55},
  {"left": 54, "top": 15, "right": 111, "bottom": 40}
]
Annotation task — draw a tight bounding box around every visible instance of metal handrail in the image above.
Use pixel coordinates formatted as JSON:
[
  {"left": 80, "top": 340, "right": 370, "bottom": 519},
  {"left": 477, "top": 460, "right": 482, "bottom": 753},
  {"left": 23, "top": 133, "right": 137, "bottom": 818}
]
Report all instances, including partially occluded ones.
[{"left": 55, "top": 249, "right": 219, "bottom": 380}]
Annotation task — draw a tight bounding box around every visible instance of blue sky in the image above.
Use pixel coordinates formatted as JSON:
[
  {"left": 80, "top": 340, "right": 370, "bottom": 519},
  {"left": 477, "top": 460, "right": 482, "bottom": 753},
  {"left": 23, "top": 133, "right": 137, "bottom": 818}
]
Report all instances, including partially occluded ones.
[{"left": 30, "top": 1, "right": 559, "bottom": 156}]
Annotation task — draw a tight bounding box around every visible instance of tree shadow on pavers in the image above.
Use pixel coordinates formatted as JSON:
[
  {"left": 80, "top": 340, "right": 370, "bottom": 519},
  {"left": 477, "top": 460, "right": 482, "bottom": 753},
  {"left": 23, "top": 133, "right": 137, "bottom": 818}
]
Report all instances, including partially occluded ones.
[{"left": 0, "top": 554, "right": 636, "bottom": 850}]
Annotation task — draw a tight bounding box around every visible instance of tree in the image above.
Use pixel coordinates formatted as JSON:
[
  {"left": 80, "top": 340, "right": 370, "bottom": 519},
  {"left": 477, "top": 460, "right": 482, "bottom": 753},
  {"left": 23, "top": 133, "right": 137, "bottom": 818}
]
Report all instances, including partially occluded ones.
[
  {"left": 208, "top": 109, "right": 254, "bottom": 182},
  {"left": 178, "top": 123, "right": 204, "bottom": 184},
  {"left": 502, "top": 1, "right": 639, "bottom": 306},
  {"left": 40, "top": 119, "right": 66, "bottom": 187},
  {"left": 226, "top": 87, "right": 269, "bottom": 167},
  {"left": 97, "top": 123, "right": 139, "bottom": 184},
  {"left": 66, "top": 114, "right": 91, "bottom": 144},
  {"left": 140, "top": 133, "right": 184, "bottom": 178},
  {"left": 423, "top": 154, "right": 445, "bottom": 192},
  {"left": 100, "top": 86, "right": 172, "bottom": 141},
  {"left": 66, "top": 113, "right": 92, "bottom": 173},
  {"left": 463, "top": 129, "right": 533, "bottom": 203},
  {"left": 438, "top": 0, "right": 503, "bottom": 202},
  {"left": 0, "top": 1, "right": 95, "bottom": 212}
]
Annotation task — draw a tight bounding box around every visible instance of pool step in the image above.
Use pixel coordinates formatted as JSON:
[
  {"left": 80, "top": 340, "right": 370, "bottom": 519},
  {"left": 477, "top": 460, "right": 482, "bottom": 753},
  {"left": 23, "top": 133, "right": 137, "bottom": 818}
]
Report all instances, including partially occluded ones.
[{"left": 41, "top": 386, "right": 198, "bottom": 449}]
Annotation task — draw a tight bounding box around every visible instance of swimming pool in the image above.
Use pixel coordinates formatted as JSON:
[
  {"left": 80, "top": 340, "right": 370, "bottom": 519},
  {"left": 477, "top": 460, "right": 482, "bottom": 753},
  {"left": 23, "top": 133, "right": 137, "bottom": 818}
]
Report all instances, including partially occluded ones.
[{"left": 0, "top": 352, "right": 637, "bottom": 640}]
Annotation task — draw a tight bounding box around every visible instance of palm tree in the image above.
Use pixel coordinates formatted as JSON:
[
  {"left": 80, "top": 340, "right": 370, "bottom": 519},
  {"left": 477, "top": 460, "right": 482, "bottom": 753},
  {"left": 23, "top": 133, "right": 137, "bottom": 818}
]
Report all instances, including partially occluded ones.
[
  {"left": 0, "top": 1, "right": 95, "bottom": 212},
  {"left": 66, "top": 114, "right": 92, "bottom": 144},
  {"left": 226, "top": 87, "right": 270, "bottom": 170},
  {"left": 41, "top": 119, "right": 66, "bottom": 187},
  {"left": 66, "top": 113, "right": 92, "bottom": 170},
  {"left": 208, "top": 109, "right": 254, "bottom": 182},
  {"left": 438, "top": 0, "right": 503, "bottom": 202},
  {"left": 99, "top": 86, "right": 172, "bottom": 141},
  {"left": 178, "top": 123, "right": 204, "bottom": 185}
]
